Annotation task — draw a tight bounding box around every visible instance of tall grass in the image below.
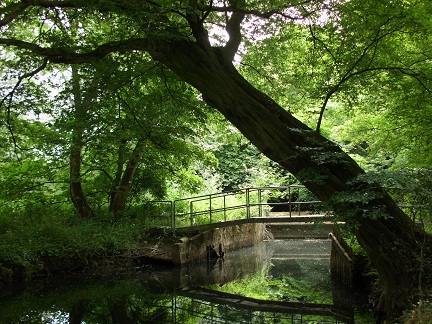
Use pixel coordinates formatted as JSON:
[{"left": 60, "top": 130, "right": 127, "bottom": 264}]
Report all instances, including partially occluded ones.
[{"left": 0, "top": 205, "right": 148, "bottom": 283}]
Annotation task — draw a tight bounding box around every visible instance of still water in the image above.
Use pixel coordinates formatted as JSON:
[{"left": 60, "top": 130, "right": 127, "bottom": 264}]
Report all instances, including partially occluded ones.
[{"left": 0, "top": 239, "right": 374, "bottom": 323}]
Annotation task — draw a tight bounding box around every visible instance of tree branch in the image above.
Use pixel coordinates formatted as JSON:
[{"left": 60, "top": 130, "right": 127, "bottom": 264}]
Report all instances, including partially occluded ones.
[
  {"left": 316, "top": 66, "right": 431, "bottom": 133},
  {"left": 206, "top": 2, "right": 316, "bottom": 20},
  {"left": 0, "top": 2, "right": 30, "bottom": 28},
  {"left": 1, "top": 57, "right": 49, "bottom": 160},
  {"left": 315, "top": 21, "right": 400, "bottom": 133},
  {"left": 0, "top": 37, "right": 149, "bottom": 63},
  {"left": 223, "top": 9, "right": 245, "bottom": 61}
]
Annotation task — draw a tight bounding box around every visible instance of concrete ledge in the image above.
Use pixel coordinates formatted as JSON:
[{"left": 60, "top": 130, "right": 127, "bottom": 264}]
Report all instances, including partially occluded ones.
[
  {"left": 267, "top": 222, "right": 334, "bottom": 239},
  {"left": 172, "top": 223, "right": 267, "bottom": 264}
]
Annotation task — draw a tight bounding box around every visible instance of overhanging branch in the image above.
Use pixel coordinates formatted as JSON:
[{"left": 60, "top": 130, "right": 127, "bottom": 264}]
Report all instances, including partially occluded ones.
[
  {"left": 206, "top": 2, "right": 316, "bottom": 20},
  {"left": 316, "top": 66, "right": 432, "bottom": 133},
  {"left": 0, "top": 2, "right": 30, "bottom": 28},
  {"left": 1, "top": 57, "right": 49, "bottom": 160},
  {"left": 0, "top": 37, "right": 149, "bottom": 63},
  {"left": 1, "top": 0, "right": 83, "bottom": 28}
]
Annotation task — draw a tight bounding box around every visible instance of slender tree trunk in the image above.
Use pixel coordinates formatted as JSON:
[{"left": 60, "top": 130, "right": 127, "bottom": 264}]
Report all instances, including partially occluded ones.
[
  {"left": 69, "top": 299, "right": 90, "bottom": 324},
  {"left": 110, "top": 140, "right": 145, "bottom": 214},
  {"left": 69, "top": 65, "right": 95, "bottom": 218},
  {"left": 110, "top": 138, "right": 127, "bottom": 210},
  {"left": 108, "top": 300, "right": 133, "bottom": 324},
  {"left": 147, "top": 39, "right": 432, "bottom": 320}
]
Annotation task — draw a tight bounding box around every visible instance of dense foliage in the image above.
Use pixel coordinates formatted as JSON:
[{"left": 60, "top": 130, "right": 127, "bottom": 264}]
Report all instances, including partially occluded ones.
[{"left": 1, "top": 0, "right": 432, "bottom": 321}]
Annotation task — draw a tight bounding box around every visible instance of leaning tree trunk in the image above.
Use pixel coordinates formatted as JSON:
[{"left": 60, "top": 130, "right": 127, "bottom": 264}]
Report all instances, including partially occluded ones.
[{"left": 147, "top": 39, "right": 432, "bottom": 320}]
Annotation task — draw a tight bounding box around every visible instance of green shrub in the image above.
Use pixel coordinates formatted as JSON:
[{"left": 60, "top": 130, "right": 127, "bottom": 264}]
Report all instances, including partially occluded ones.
[
  {"left": 0, "top": 205, "right": 148, "bottom": 283},
  {"left": 398, "top": 301, "right": 432, "bottom": 323}
]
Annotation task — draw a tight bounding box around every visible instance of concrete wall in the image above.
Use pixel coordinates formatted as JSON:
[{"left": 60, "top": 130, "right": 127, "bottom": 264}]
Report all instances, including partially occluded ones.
[
  {"left": 267, "top": 222, "right": 333, "bottom": 239},
  {"left": 172, "top": 223, "right": 268, "bottom": 264}
]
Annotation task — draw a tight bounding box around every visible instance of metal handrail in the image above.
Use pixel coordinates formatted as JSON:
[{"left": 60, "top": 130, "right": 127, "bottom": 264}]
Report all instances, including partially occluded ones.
[
  {"left": 146, "top": 186, "right": 429, "bottom": 230},
  {"left": 148, "top": 185, "right": 323, "bottom": 229}
]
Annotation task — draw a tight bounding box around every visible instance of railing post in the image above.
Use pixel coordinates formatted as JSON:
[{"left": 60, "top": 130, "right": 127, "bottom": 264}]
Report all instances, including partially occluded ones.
[
  {"left": 209, "top": 194, "right": 212, "bottom": 224},
  {"left": 246, "top": 188, "right": 250, "bottom": 220},
  {"left": 224, "top": 195, "right": 227, "bottom": 222},
  {"left": 297, "top": 186, "right": 301, "bottom": 216},
  {"left": 171, "top": 200, "right": 176, "bottom": 230},
  {"left": 258, "top": 188, "right": 262, "bottom": 217},
  {"left": 190, "top": 201, "right": 194, "bottom": 226},
  {"left": 288, "top": 186, "right": 292, "bottom": 217}
]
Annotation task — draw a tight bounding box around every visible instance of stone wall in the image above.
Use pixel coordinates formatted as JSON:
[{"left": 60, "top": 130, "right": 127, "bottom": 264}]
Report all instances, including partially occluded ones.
[{"left": 172, "top": 223, "right": 268, "bottom": 264}]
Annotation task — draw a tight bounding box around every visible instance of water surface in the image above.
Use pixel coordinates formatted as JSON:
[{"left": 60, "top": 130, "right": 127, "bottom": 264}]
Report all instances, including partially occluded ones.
[{"left": 0, "top": 239, "right": 374, "bottom": 323}]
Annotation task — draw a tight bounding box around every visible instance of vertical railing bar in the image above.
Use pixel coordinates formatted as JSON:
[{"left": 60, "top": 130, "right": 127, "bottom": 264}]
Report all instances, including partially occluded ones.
[
  {"left": 173, "top": 200, "right": 176, "bottom": 229},
  {"left": 209, "top": 194, "right": 212, "bottom": 224},
  {"left": 224, "top": 194, "right": 227, "bottom": 222},
  {"left": 246, "top": 188, "right": 250, "bottom": 220},
  {"left": 190, "top": 201, "right": 194, "bottom": 226},
  {"left": 288, "top": 186, "right": 292, "bottom": 217},
  {"left": 298, "top": 186, "right": 301, "bottom": 216},
  {"left": 258, "top": 188, "right": 262, "bottom": 217}
]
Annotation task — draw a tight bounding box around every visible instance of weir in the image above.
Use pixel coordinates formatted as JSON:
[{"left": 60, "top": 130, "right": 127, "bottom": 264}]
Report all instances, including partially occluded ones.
[
  {"left": 144, "top": 185, "right": 338, "bottom": 265},
  {"left": 144, "top": 185, "right": 355, "bottom": 293}
]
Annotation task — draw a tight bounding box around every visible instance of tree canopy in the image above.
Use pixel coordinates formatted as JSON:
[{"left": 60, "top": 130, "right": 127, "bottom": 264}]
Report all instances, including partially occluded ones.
[{"left": 1, "top": 0, "right": 432, "bottom": 321}]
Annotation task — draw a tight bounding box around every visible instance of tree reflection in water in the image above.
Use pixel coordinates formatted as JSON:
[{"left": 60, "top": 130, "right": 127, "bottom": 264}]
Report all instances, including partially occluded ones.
[{"left": 0, "top": 240, "right": 373, "bottom": 323}]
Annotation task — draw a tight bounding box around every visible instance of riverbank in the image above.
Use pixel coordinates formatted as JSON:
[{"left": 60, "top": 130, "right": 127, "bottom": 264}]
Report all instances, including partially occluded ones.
[
  {"left": 0, "top": 211, "right": 171, "bottom": 285},
  {"left": 2, "top": 211, "right": 431, "bottom": 323}
]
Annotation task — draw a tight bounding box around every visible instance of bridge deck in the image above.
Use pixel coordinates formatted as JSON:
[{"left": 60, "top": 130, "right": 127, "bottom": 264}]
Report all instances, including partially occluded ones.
[{"left": 174, "top": 214, "right": 334, "bottom": 234}]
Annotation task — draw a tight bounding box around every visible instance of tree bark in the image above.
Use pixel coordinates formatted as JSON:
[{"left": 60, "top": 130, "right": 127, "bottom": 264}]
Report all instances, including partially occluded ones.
[
  {"left": 110, "top": 140, "right": 145, "bottom": 214},
  {"left": 110, "top": 138, "right": 127, "bottom": 211},
  {"left": 108, "top": 300, "right": 133, "bottom": 324},
  {"left": 69, "top": 299, "right": 91, "bottom": 324},
  {"left": 69, "top": 65, "right": 95, "bottom": 218},
  {"left": 146, "top": 39, "right": 432, "bottom": 320}
]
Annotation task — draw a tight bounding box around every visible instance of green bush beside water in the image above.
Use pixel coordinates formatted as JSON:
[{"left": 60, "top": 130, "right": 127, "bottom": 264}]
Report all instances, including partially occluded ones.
[{"left": 0, "top": 206, "right": 149, "bottom": 283}]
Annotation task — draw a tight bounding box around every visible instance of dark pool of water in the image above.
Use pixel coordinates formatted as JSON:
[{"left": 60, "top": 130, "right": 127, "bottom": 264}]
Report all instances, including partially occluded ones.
[{"left": 0, "top": 239, "right": 375, "bottom": 323}]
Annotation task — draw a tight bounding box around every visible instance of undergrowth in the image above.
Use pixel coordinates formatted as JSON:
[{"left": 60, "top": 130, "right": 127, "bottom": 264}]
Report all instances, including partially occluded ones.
[{"left": 0, "top": 205, "right": 149, "bottom": 284}]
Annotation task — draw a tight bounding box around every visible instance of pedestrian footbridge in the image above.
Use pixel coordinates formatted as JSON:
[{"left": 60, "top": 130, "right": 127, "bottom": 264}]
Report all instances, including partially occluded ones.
[{"left": 146, "top": 185, "right": 334, "bottom": 233}]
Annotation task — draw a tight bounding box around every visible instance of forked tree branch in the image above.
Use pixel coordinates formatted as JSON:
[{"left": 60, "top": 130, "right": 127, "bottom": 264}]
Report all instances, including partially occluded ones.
[{"left": 223, "top": 9, "right": 245, "bottom": 61}]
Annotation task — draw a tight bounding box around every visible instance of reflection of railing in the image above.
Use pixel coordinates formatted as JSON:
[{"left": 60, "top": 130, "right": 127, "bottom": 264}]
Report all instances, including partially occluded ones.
[
  {"left": 147, "top": 185, "right": 324, "bottom": 230},
  {"left": 140, "top": 292, "right": 353, "bottom": 323},
  {"left": 174, "top": 288, "right": 354, "bottom": 324}
]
